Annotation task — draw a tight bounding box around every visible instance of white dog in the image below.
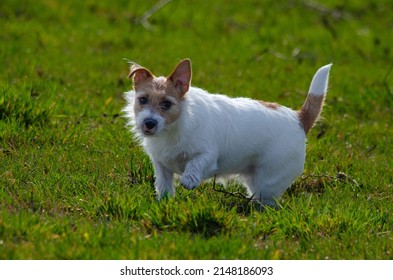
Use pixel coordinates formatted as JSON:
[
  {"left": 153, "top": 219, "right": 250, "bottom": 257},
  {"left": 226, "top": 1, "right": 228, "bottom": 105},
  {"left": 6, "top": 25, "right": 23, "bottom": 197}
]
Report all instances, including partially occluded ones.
[{"left": 123, "top": 59, "right": 331, "bottom": 206}]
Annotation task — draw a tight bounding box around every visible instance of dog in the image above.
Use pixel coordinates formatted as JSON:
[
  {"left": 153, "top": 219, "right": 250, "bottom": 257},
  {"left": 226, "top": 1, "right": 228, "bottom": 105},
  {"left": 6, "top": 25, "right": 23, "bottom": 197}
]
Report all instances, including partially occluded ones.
[{"left": 123, "top": 59, "right": 331, "bottom": 206}]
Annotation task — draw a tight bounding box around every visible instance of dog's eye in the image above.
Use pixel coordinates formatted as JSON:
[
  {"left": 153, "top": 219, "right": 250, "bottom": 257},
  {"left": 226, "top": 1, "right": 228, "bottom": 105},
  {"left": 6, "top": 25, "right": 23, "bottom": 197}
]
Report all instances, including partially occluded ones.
[
  {"left": 139, "top": 97, "right": 148, "bottom": 105},
  {"left": 160, "top": 100, "right": 172, "bottom": 110}
]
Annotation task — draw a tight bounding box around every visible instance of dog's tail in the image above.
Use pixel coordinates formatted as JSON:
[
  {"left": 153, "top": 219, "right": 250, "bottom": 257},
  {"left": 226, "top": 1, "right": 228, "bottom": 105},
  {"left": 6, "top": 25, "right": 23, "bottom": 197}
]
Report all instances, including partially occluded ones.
[{"left": 298, "top": 64, "right": 332, "bottom": 134}]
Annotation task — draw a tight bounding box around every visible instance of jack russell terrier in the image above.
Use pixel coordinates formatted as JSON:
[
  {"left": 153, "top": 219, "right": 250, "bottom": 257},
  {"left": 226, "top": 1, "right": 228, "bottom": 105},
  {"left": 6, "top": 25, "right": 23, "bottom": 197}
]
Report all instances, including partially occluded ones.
[{"left": 123, "top": 59, "right": 331, "bottom": 206}]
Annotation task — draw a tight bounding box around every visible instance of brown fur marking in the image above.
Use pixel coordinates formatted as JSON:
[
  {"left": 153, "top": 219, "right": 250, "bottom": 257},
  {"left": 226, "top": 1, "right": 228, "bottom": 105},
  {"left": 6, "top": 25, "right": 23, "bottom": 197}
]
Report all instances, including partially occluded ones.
[
  {"left": 131, "top": 60, "right": 192, "bottom": 127},
  {"left": 259, "top": 101, "right": 280, "bottom": 110},
  {"left": 134, "top": 77, "right": 183, "bottom": 124},
  {"left": 297, "top": 94, "right": 325, "bottom": 134}
]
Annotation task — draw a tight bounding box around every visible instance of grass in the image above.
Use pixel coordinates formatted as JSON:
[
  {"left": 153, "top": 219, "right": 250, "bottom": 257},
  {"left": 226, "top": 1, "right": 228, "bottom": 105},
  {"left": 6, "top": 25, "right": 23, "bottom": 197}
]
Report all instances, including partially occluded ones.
[{"left": 0, "top": 0, "right": 392, "bottom": 259}]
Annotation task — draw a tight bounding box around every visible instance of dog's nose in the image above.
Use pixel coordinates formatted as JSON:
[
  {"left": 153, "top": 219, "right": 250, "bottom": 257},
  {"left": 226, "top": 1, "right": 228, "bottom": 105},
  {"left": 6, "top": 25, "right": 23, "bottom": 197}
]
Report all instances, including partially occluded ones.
[{"left": 144, "top": 119, "right": 157, "bottom": 129}]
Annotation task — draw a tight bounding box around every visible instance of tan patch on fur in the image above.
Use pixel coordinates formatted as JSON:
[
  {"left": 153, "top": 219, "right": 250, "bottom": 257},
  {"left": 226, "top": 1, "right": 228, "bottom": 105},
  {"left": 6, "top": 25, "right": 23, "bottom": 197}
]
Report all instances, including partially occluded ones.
[
  {"left": 297, "top": 94, "right": 325, "bottom": 134},
  {"left": 259, "top": 101, "right": 280, "bottom": 110},
  {"left": 129, "top": 65, "right": 155, "bottom": 91},
  {"left": 134, "top": 77, "right": 183, "bottom": 124},
  {"left": 166, "top": 59, "right": 192, "bottom": 96}
]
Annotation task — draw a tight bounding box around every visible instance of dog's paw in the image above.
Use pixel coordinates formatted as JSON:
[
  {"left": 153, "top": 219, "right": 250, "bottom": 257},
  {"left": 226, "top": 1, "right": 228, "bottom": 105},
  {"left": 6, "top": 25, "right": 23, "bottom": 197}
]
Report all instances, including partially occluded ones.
[{"left": 180, "top": 174, "right": 201, "bottom": 190}]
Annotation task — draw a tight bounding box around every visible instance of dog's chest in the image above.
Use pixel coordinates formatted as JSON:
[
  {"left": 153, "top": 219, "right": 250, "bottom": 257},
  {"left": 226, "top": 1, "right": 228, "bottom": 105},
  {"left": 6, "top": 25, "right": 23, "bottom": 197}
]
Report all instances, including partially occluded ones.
[
  {"left": 162, "top": 152, "right": 188, "bottom": 174},
  {"left": 145, "top": 140, "right": 191, "bottom": 174}
]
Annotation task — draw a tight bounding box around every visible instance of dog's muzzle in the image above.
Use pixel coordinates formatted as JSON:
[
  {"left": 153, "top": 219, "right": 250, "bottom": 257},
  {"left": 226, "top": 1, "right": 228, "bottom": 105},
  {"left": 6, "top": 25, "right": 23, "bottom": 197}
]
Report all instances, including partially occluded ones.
[{"left": 142, "top": 118, "right": 158, "bottom": 135}]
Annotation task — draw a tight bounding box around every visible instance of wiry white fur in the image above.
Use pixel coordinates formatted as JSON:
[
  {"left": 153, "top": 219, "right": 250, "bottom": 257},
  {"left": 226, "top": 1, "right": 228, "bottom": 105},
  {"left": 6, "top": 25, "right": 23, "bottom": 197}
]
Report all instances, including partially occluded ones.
[{"left": 123, "top": 63, "right": 331, "bottom": 206}]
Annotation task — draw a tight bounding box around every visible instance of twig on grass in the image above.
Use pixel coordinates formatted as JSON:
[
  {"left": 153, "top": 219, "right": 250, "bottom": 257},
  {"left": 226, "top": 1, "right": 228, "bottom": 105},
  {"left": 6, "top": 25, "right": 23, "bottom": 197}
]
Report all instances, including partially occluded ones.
[
  {"left": 211, "top": 174, "right": 255, "bottom": 204},
  {"left": 288, "top": 172, "right": 361, "bottom": 196},
  {"left": 139, "top": 0, "right": 173, "bottom": 30},
  {"left": 302, "top": 0, "right": 352, "bottom": 21},
  {"left": 300, "top": 172, "right": 359, "bottom": 187}
]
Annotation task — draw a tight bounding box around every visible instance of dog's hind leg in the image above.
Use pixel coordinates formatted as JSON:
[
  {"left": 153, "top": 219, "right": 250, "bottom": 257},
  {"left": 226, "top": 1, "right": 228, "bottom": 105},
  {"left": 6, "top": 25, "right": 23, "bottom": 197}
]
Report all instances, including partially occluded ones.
[
  {"left": 243, "top": 179, "right": 282, "bottom": 207},
  {"left": 242, "top": 165, "right": 302, "bottom": 207}
]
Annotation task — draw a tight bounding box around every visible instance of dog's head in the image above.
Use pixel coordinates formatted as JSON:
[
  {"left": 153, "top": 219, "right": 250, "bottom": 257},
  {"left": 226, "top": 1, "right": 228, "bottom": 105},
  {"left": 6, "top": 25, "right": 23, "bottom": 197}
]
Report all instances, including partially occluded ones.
[{"left": 128, "top": 59, "right": 191, "bottom": 137}]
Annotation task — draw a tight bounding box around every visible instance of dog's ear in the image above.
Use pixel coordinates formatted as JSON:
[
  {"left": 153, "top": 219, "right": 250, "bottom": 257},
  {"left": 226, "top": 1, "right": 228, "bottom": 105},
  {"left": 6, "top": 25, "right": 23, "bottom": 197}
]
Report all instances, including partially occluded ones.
[
  {"left": 128, "top": 63, "right": 154, "bottom": 90},
  {"left": 167, "top": 59, "right": 192, "bottom": 96}
]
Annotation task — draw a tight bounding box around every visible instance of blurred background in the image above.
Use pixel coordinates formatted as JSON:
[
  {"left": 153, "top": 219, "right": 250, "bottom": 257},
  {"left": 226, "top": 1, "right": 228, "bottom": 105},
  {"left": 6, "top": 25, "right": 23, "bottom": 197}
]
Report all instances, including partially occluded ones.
[{"left": 1, "top": 0, "right": 391, "bottom": 114}]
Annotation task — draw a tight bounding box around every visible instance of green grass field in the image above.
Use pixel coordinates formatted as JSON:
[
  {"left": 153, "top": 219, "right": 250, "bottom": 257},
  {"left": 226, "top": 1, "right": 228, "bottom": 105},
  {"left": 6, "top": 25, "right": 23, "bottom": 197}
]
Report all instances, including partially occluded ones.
[{"left": 1, "top": 0, "right": 392, "bottom": 259}]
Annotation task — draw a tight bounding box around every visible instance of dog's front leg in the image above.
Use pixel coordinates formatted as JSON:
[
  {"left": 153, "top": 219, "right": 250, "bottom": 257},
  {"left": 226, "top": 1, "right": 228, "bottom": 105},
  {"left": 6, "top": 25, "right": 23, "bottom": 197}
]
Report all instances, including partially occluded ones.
[
  {"left": 180, "top": 153, "right": 218, "bottom": 190},
  {"left": 152, "top": 159, "right": 175, "bottom": 199}
]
